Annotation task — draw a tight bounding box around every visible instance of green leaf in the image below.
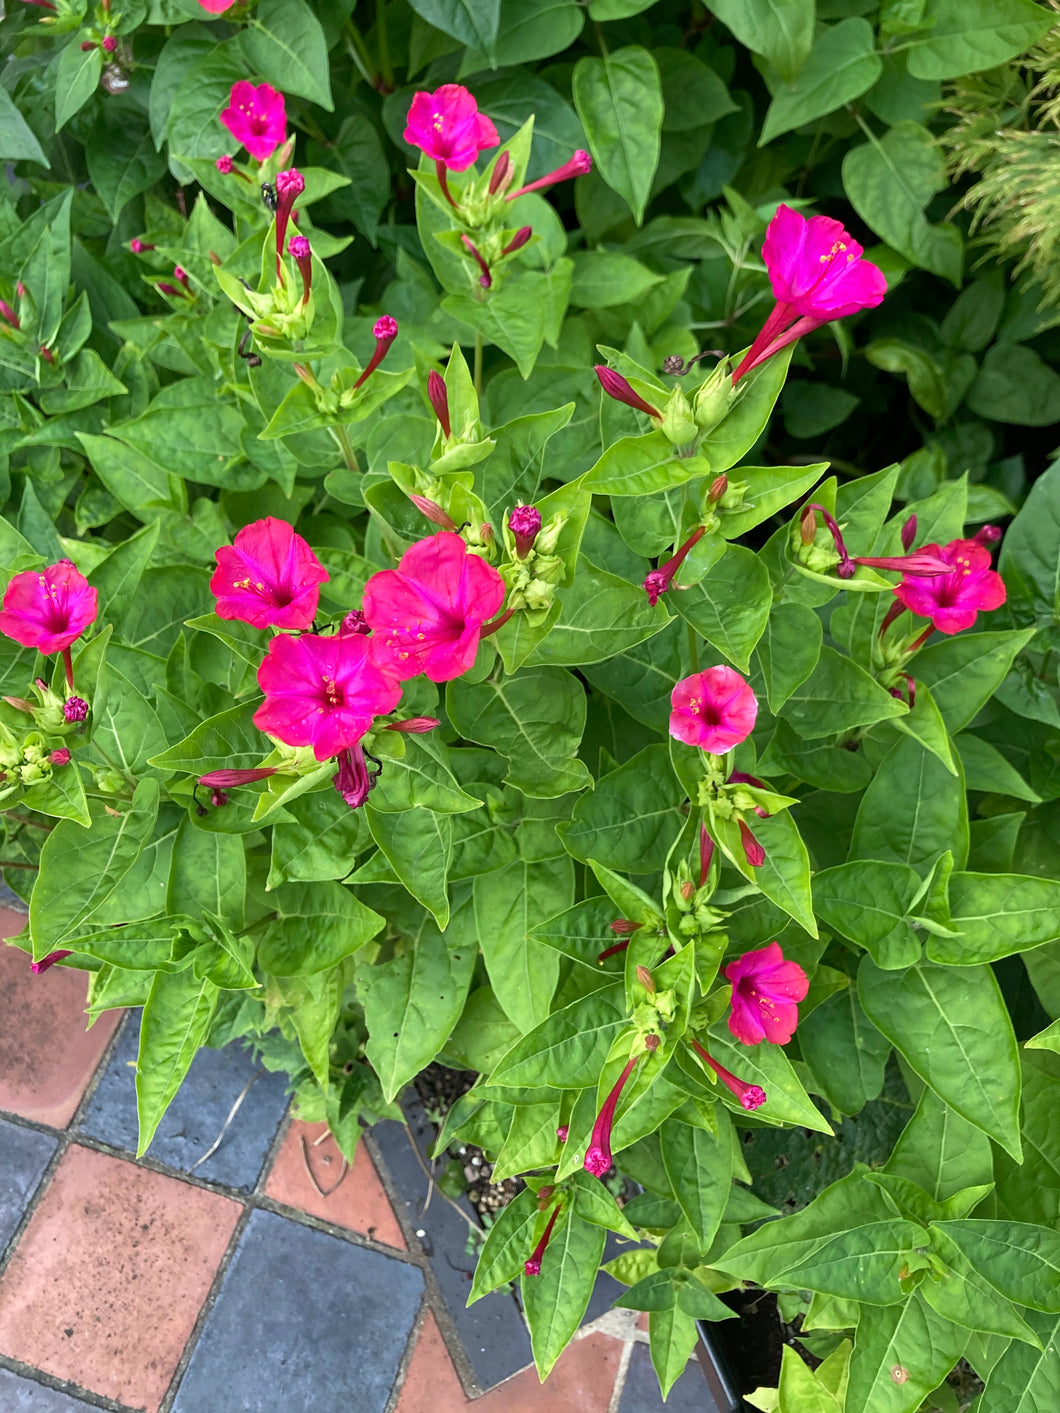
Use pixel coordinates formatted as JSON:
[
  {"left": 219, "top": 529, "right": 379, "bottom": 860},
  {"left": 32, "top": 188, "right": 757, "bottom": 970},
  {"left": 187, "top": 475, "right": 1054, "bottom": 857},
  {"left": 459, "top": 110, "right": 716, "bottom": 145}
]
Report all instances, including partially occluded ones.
[
  {"left": 927, "top": 872, "right": 1060, "bottom": 965},
  {"left": 850, "top": 735, "right": 969, "bottom": 876},
  {"left": 149, "top": 701, "right": 265, "bottom": 777},
  {"left": 760, "top": 19, "right": 883, "bottom": 146},
  {"left": 659, "top": 1119, "right": 733, "bottom": 1249},
  {"left": 706, "top": 346, "right": 795, "bottom": 475},
  {"left": 136, "top": 969, "right": 219, "bottom": 1155},
  {"left": 781, "top": 647, "right": 906, "bottom": 739},
  {"left": 978, "top": 1310, "right": 1060, "bottom": 1413},
  {"left": 957, "top": 732, "right": 1041, "bottom": 803},
  {"left": 363, "top": 806, "right": 451, "bottom": 920},
  {"left": 569, "top": 252, "right": 664, "bottom": 308},
  {"left": 39, "top": 348, "right": 127, "bottom": 416},
  {"left": 886, "top": 1086, "right": 993, "bottom": 1203},
  {"left": 30, "top": 781, "right": 160, "bottom": 952},
  {"left": 800, "top": 988, "right": 891, "bottom": 1116},
  {"left": 703, "top": 0, "right": 814, "bottom": 82},
  {"left": 469, "top": 1186, "right": 539, "bottom": 1303},
  {"left": 446, "top": 668, "right": 592, "bottom": 799},
  {"left": 77, "top": 433, "right": 187, "bottom": 522},
  {"left": 857, "top": 957, "right": 1022, "bottom": 1159},
  {"left": 967, "top": 343, "right": 1060, "bottom": 426},
  {"left": 923, "top": 1226, "right": 1043, "bottom": 1346},
  {"left": 892, "top": 683, "right": 956, "bottom": 774},
  {"left": 995, "top": 1059, "right": 1060, "bottom": 1227},
  {"left": 584, "top": 431, "right": 710, "bottom": 497},
  {"left": 0, "top": 83, "right": 48, "bottom": 166},
  {"left": 649, "top": 1304, "right": 700, "bottom": 1399},
  {"left": 813, "top": 860, "right": 923, "bottom": 969},
  {"left": 671, "top": 545, "right": 772, "bottom": 672},
  {"left": 903, "top": 0, "right": 1053, "bottom": 81},
  {"left": 528, "top": 560, "right": 670, "bottom": 667},
  {"left": 716, "top": 1171, "right": 918, "bottom": 1304},
  {"left": 240, "top": 0, "right": 333, "bottom": 108},
  {"left": 55, "top": 40, "right": 102, "bottom": 131},
  {"left": 936, "top": 1220, "right": 1060, "bottom": 1313},
  {"left": 407, "top": 0, "right": 501, "bottom": 59},
  {"left": 522, "top": 1212, "right": 607, "bottom": 1378},
  {"left": 110, "top": 377, "right": 247, "bottom": 488},
  {"left": 846, "top": 1295, "right": 968, "bottom": 1413},
  {"left": 572, "top": 47, "right": 663, "bottom": 224},
  {"left": 697, "top": 1024, "right": 833, "bottom": 1133},
  {"left": 843, "top": 121, "right": 962, "bottom": 285},
  {"left": 562, "top": 744, "right": 684, "bottom": 875},
  {"left": 358, "top": 903, "right": 477, "bottom": 1102},
  {"left": 489, "top": 988, "right": 627, "bottom": 1090},
  {"left": 474, "top": 856, "right": 572, "bottom": 1031},
  {"left": 755, "top": 603, "right": 823, "bottom": 712},
  {"left": 85, "top": 106, "right": 168, "bottom": 222},
  {"left": 167, "top": 819, "right": 246, "bottom": 931},
  {"left": 913, "top": 629, "right": 1037, "bottom": 733},
  {"left": 257, "top": 881, "right": 384, "bottom": 977},
  {"left": 90, "top": 664, "right": 169, "bottom": 775}
]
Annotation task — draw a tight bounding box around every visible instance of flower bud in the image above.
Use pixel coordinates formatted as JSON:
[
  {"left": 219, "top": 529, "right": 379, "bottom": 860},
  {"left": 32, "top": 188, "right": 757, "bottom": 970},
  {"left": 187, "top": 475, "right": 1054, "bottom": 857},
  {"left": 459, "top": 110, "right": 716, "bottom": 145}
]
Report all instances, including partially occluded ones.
[
  {"left": 508, "top": 504, "right": 542, "bottom": 559},
  {"left": 901, "top": 514, "right": 917, "bottom": 551},
  {"left": 489, "top": 151, "right": 512, "bottom": 196},
  {"left": 427, "top": 370, "right": 451, "bottom": 438}
]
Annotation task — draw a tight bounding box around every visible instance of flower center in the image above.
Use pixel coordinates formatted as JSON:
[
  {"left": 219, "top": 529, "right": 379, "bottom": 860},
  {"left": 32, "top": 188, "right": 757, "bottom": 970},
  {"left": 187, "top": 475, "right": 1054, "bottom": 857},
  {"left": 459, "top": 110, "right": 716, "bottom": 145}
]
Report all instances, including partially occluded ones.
[{"left": 323, "top": 677, "right": 343, "bottom": 708}]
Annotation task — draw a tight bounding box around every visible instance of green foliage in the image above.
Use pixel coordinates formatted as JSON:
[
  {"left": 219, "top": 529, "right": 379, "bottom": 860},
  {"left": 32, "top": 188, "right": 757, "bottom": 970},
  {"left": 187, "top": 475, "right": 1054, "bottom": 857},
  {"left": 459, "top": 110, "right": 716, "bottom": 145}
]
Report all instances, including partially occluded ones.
[{"left": 2, "top": 0, "right": 1059, "bottom": 1404}]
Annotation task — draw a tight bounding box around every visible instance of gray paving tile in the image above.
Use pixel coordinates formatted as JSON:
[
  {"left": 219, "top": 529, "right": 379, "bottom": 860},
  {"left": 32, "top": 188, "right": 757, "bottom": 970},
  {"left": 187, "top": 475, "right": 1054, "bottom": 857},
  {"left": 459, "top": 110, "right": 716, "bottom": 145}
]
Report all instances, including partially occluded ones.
[
  {"left": 372, "top": 1105, "right": 534, "bottom": 1390},
  {"left": 76, "top": 1016, "right": 289, "bottom": 1192},
  {"left": 0, "top": 1119, "right": 57, "bottom": 1256},
  {"left": 0, "top": 1368, "right": 100, "bottom": 1411},
  {"left": 170, "top": 1208, "right": 423, "bottom": 1413},
  {"left": 619, "top": 1341, "right": 719, "bottom": 1412}
]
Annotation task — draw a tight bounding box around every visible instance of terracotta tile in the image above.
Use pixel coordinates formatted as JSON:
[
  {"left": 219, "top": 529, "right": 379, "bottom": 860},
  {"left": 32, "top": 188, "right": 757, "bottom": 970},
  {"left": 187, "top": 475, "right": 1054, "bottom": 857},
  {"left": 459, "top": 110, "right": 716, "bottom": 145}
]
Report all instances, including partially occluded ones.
[
  {"left": 264, "top": 1120, "right": 406, "bottom": 1249},
  {"left": 477, "top": 1332, "right": 623, "bottom": 1413},
  {"left": 0, "top": 1145, "right": 240, "bottom": 1412},
  {"left": 392, "top": 1312, "right": 469, "bottom": 1413},
  {"left": 0, "top": 937, "right": 120, "bottom": 1128}
]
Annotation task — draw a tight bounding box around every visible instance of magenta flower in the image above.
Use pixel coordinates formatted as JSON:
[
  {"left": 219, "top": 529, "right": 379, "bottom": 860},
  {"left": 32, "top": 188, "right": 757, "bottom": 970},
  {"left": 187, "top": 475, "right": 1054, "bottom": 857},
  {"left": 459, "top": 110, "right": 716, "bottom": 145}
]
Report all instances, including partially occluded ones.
[
  {"left": 198, "top": 768, "right": 278, "bottom": 787},
  {"left": 508, "top": 150, "right": 592, "bottom": 201},
  {"left": 690, "top": 1041, "right": 766, "bottom": 1110},
  {"left": 427, "top": 371, "right": 451, "bottom": 437},
  {"left": 404, "top": 84, "right": 498, "bottom": 173},
  {"left": 524, "top": 1202, "right": 563, "bottom": 1277},
  {"left": 220, "top": 81, "right": 287, "bottom": 163},
  {"left": 733, "top": 205, "right": 886, "bottom": 384},
  {"left": 893, "top": 538, "right": 1006, "bottom": 636},
  {"left": 211, "top": 517, "right": 329, "bottom": 631},
  {"left": 274, "top": 168, "right": 305, "bottom": 277},
  {"left": 333, "top": 743, "right": 375, "bottom": 809},
  {"left": 362, "top": 532, "right": 506, "bottom": 682},
  {"left": 0, "top": 560, "right": 97, "bottom": 688},
  {"left": 31, "top": 951, "right": 72, "bottom": 975},
  {"left": 594, "top": 366, "right": 661, "bottom": 420},
  {"left": 669, "top": 667, "right": 758, "bottom": 754},
  {"left": 643, "top": 525, "right": 707, "bottom": 606},
  {"left": 200, "top": 0, "right": 235, "bottom": 11},
  {"left": 584, "top": 1039, "right": 657, "bottom": 1178},
  {"left": 254, "top": 632, "right": 401, "bottom": 762},
  {"left": 508, "top": 505, "right": 541, "bottom": 559},
  {"left": 724, "top": 942, "right": 809, "bottom": 1046},
  {"left": 353, "top": 316, "right": 399, "bottom": 390}
]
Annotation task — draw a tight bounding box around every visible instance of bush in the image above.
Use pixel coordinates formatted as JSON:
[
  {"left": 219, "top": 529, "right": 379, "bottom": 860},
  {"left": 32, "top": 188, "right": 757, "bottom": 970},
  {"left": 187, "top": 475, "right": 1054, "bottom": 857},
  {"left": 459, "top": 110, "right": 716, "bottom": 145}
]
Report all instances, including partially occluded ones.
[{"left": 2, "top": 0, "right": 1060, "bottom": 1406}]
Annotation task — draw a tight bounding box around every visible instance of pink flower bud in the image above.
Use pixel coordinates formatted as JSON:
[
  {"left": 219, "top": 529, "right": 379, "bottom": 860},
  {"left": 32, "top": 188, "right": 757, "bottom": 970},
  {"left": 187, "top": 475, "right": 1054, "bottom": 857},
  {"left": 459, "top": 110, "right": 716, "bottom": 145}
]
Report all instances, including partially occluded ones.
[
  {"left": 594, "top": 365, "right": 661, "bottom": 420},
  {"left": 508, "top": 149, "right": 592, "bottom": 200},
  {"left": 508, "top": 504, "right": 541, "bottom": 558},
  {"left": 427, "top": 370, "right": 451, "bottom": 438},
  {"left": 501, "top": 226, "right": 532, "bottom": 257},
  {"left": 690, "top": 1040, "right": 766, "bottom": 1110},
  {"left": 31, "top": 951, "right": 72, "bottom": 975},
  {"left": 460, "top": 234, "right": 492, "bottom": 288},
  {"left": 739, "top": 818, "right": 765, "bottom": 868},
  {"left": 410, "top": 494, "right": 457, "bottom": 531},
  {"left": 197, "top": 768, "right": 278, "bottom": 787},
  {"left": 385, "top": 717, "right": 441, "bottom": 734},
  {"left": 353, "top": 317, "right": 399, "bottom": 390},
  {"left": 101, "top": 34, "right": 117, "bottom": 52},
  {"left": 524, "top": 1202, "right": 562, "bottom": 1277},
  {"left": 901, "top": 514, "right": 917, "bottom": 551},
  {"left": 216, "top": 154, "right": 234, "bottom": 173},
  {"left": 50, "top": 748, "right": 70, "bottom": 766},
  {"left": 489, "top": 151, "right": 512, "bottom": 195},
  {"left": 975, "top": 524, "right": 1002, "bottom": 545}
]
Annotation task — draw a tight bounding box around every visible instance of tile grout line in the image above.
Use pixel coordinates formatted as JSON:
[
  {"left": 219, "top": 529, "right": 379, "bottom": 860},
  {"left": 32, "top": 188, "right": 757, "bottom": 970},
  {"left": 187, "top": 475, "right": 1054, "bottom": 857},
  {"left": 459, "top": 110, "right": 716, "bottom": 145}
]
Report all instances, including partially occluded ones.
[
  {"left": 606, "top": 1339, "right": 634, "bottom": 1413},
  {"left": 363, "top": 1128, "right": 487, "bottom": 1401},
  {"left": 0, "top": 1352, "right": 144, "bottom": 1413},
  {"left": 381, "top": 1296, "right": 434, "bottom": 1413}
]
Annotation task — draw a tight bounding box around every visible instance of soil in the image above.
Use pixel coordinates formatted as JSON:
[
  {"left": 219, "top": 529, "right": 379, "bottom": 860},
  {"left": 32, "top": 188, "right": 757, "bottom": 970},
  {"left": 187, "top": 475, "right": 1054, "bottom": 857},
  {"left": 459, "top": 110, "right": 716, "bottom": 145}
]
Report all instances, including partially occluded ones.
[{"left": 413, "top": 1063, "right": 522, "bottom": 1222}]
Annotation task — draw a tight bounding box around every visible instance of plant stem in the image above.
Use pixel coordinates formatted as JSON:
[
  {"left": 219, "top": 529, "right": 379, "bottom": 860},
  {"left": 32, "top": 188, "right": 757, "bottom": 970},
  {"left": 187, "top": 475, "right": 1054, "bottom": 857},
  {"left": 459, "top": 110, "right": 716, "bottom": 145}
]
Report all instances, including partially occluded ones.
[
  {"left": 0, "top": 860, "right": 38, "bottom": 869},
  {"left": 377, "top": 0, "right": 393, "bottom": 91},
  {"left": 473, "top": 331, "right": 483, "bottom": 395},
  {"left": 331, "top": 423, "right": 361, "bottom": 474},
  {"left": 343, "top": 20, "right": 376, "bottom": 87},
  {"left": 2, "top": 812, "right": 53, "bottom": 831}
]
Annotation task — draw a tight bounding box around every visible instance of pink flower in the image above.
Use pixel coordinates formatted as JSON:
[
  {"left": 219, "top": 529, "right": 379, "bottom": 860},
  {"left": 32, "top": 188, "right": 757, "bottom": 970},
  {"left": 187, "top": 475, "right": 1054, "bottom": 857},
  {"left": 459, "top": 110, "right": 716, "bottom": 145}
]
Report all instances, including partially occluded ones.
[
  {"left": 733, "top": 205, "right": 886, "bottom": 384},
  {"left": 200, "top": 0, "right": 236, "bottom": 10},
  {"left": 220, "top": 81, "right": 287, "bottom": 163},
  {"left": 254, "top": 633, "right": 402, "bottom": 762},
  {"left": 274, "top": 168, "right": 305, "bottom": 276},
  {"left": 892, "top": 538, "right": 1007, "bottom": 635},
  {"left": 362, "top": 532, "right": 506, "bottom": 682},
  {"left": 0, "top": 561, "right": 97, "bottom": 687},
  {"left": 288, "top": 235, "right": 312, "bottom": 304},
  {"left": 594, "top": 366, "right": 661, "bottom": 420},
  {"left": 101, "top": 35, "right": 117, "bottom": 53},
  {"left": 333, "top": 744, "right": 376, "bottom": 809},
  {"left": 690, "top": 1041, "right": 766, "bottom": 1110},
  {"left": 508, "top": 150, "right": 592, "bottom": 201},
  {"left": 669, "top": 668, "right": 758, "bottom": 754},
  {"left": 584, "top": 1039, "right": 656, "bottom": 1178},
  {"left": 403, "top": 85, "right": 498, "bottom": 172},
  {"left": 724, "top": 942, "right": 809, "bottom": 1046},
  {"left": 524, "top": 1202, "right": 562, "bottom": 1277},
  {"left": 211, "top": 517, "right": 329, "bottom": 631}
]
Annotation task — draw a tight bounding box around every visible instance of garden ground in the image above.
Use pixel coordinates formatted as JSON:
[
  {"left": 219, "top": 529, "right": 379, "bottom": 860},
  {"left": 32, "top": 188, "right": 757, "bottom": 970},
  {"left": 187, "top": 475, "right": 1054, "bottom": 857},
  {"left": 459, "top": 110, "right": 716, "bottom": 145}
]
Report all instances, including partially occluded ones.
[{"left": 0, "top": 905, "right": 716, "bottom": 1413}]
